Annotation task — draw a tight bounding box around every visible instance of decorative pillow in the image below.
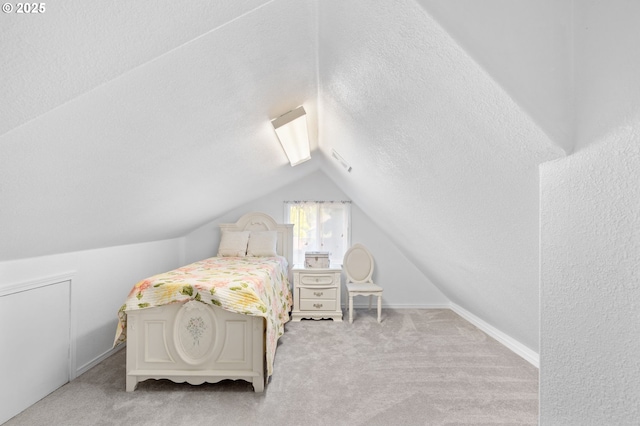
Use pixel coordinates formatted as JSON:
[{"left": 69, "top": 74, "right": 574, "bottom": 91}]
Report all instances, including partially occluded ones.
[
  {"left": 247, "top": 231, "right": 278, "bottom": 257},
  {"left": 217, "top": 231, "right": 250, "bottom": 257}
]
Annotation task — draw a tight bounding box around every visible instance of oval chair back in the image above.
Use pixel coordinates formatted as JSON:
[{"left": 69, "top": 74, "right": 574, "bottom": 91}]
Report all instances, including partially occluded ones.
[{"left": 343, "top": 243, "right": 375, "bottom": 283}]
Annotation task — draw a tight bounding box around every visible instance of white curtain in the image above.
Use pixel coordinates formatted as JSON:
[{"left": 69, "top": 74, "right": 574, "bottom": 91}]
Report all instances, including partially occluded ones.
[{"left": 284, "top": 201, "right": 351, "bottom": 266}]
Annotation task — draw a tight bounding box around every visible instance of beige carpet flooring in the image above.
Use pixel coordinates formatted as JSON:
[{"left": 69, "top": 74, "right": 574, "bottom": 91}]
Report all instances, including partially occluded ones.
[{"left": 4, "top": 309, "right": 538, "bottom": 425}]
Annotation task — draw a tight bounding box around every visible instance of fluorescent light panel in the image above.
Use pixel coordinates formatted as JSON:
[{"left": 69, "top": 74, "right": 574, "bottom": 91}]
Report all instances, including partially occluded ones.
[{"left": 271, "top": 106, "right": 311, "bottom": 167}]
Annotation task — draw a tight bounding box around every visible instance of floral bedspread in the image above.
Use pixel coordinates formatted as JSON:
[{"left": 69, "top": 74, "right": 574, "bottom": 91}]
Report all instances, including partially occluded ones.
[{"left": 114, "top": 256, "right": 291, "bottom": 376}]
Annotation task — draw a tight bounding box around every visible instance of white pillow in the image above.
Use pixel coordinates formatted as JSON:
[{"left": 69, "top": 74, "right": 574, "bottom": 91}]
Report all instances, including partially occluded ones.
[
  {"left": 247, "top": 231, "right": 278, "bottom": 257},
  {"left": 217, "top": 231, "right": 250, "bottom": 257}
]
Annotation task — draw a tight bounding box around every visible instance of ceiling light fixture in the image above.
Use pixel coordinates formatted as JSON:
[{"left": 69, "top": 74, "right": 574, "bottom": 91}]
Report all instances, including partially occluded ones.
[{"left": 271, "top": 106, "right": 311, "bottom": 167}]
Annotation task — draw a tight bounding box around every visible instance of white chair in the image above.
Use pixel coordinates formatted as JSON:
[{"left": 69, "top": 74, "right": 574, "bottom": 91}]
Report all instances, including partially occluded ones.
[{"left": 343, "top": 244, "right": 383, "bottom": 323}]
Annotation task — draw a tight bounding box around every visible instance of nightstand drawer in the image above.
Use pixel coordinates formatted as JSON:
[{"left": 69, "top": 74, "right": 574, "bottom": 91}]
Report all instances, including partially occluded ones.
[
  {"left": 299, "top": 299, "right": 337, "bottom": 311},
  {"left": 300, "top": 274, "right": 335, "bottom": 285},
  {"left": 300, "top": 287, "right": 337, "bottom": 300}
]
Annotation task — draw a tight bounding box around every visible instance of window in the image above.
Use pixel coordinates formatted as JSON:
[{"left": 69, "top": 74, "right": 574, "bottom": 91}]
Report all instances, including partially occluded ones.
[{"left": 284, "top": 201, "right": 351, "bottom": 266}]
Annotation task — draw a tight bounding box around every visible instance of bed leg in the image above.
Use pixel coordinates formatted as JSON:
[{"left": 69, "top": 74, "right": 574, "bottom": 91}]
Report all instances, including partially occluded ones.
[
  {"left": 252, "top": 376, "right": 265, "bottom": 393},
  {"left": 126, "top": 375, "right": 138, "bottom": 392}
]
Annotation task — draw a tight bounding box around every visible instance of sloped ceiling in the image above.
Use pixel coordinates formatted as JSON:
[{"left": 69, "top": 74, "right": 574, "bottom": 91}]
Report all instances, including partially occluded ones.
[
  {"left": 416, "top": 0, "right": 575, "bottom": 153},
  {"left": 1, "top": 0, "right": 574, "bottom": 351},
  {"left": 0, "top": 0, "right": 319, "bottom": 260},
  {"left": 1, "top": 0, "right": 272, "bottom": 135},
  {"left": 316, "top": 0, "right": 564, "bottom": 351},
  {"left": 573, "top": 0, "right": 640, "bottom": 151}
]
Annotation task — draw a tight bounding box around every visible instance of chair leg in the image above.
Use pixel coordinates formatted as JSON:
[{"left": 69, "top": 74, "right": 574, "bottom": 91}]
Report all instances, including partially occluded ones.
[
  {"left": 377, "top": 294, "right": 382, "bottom": 323},
  {"left": 368, "top": 295, "right": 372, "bottom": 310},
  {"left": 349, "top": 294, "right": 354, "bottom": 323}
]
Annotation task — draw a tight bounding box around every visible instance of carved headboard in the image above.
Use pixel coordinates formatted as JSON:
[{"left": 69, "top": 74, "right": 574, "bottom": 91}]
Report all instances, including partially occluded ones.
[{"left": 218, "top": 212, "right": 294, "bottom": 269}]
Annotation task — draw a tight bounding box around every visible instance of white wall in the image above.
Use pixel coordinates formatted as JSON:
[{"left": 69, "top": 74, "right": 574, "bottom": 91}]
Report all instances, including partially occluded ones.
[
  {"left": 540, "top": 1, "right": 640, "bottom": 423},
  {"left": 317, "top": 0, "right": 563, "bottom": 354},
  {"left": 416, "top": 0, "right": 574, "bottom": 152},
  {"left": 1, "top": 279, "right": 71, "bottom": 424},
  {"left": 0, "top": 0, "right": 319, "bottom": 262},
  {"left": 184, "top": 169, "right": 449, "bottom": 308},
  {"left": 540, "top": 129, "right": 640, "bottom": 425},
  {"left": 573, "top": 0, "right": 640, "bottom": 153},
  {"left": 0, "top": 238, "right": 181, "bottom": 376}
]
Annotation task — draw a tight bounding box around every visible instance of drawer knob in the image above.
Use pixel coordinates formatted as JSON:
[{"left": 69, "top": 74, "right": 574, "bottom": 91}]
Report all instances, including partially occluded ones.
[
  {"left": 313, "top": 303, "right": 323, "bottom": 309},
  {"left": 313, "top": 292, "right": 324, "bottom": 297}
]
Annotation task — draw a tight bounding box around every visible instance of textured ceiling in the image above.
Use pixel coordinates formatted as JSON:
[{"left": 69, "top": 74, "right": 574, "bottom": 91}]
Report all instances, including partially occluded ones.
[
  {"left": 416, "top": 0, "right": 574, "bottom": 153},
  {"left": 0, "top": 0, "right": 319, "bottom": 260},
  {"left": 316, "top": 0, "right": 564, "bottom": 351},
  {"left": 1, "top": 0, "right": 575, "bottom": 352},
  {"left": 0, "top": 0, "right": 271, "bottom": 136},
  {"left": 573, "top": 0, "right": 640, "bottom": 151}
]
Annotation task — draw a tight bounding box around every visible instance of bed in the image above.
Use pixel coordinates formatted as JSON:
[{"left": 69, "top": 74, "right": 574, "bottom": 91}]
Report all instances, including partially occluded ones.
[{"left": 113, "top": 212, "right": 293, "bottom": 392}]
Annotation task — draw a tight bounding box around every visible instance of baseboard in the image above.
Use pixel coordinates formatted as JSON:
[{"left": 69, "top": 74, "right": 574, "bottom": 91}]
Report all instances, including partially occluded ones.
[
  {"left": 74, "top": 344, "right": 126, "bottom": 379},
  {"left": 342, "top": 302, "right": 539, "bottom": 367},
  {"left": 449, "top": 303, "right": 539, "bottom": 368},
  {"left": 345, "top": 303, "right": 451, "bottom": 309}
]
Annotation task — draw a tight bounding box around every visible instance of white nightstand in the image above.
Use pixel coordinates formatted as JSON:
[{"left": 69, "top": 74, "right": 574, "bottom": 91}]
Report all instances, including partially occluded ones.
[{"left": 291, "top": 266, "right": 343, "bottom": 321}]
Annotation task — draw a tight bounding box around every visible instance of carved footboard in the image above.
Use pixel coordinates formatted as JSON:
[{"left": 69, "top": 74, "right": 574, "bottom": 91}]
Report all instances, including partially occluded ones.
[{"left": 125, "top": 300, "right": 265, "bottom": 392}]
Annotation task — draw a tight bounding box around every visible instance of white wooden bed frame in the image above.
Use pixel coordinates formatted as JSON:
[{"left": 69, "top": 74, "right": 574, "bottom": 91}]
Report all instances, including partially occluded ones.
[{"left": 125, "top": 212, "right": 293, "bottom": 393}]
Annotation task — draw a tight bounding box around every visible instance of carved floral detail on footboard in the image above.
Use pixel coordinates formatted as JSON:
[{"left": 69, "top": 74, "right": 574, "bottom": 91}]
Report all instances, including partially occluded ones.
[
  {"left": 175, "top": 301, "right": 217, "bottom": 364},
  {"left": 186, "top": 316, "right": 206, "bottom": 345}
]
